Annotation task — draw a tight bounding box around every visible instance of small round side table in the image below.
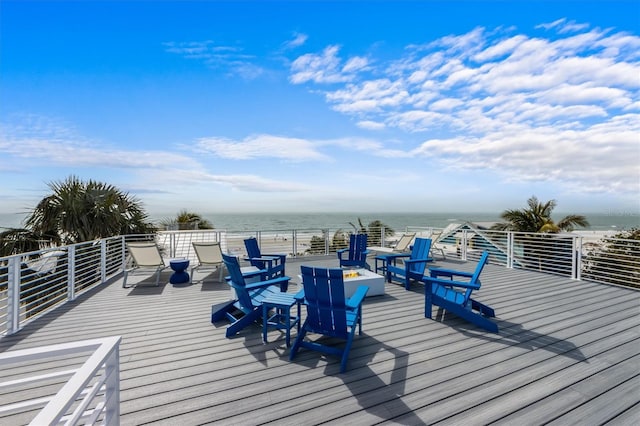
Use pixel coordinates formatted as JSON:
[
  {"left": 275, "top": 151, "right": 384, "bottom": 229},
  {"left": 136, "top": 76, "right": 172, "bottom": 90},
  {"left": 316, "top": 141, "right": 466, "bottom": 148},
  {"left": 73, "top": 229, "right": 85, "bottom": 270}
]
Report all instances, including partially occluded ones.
[{"left": 169, "top": 259, "right": 190, "bottom": 284}]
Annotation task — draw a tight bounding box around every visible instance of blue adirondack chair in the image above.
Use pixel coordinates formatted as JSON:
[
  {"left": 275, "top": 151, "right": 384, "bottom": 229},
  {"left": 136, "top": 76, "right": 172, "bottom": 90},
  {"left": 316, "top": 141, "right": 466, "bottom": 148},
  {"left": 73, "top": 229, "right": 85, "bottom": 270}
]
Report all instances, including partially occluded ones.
[
  {"left": 337, "top": 234, "right": 370, "bottom": 269},
  {"left": 384, "top": 238, "right": 434, "bottom": 290},
  {"left": 244, "top": 237, "right": 287, "bottom": 278},
  {"left": 290, "top": 266, "right": 369, "bottom": 373},
  {"left": 422, "top": 251, "right": 498, "bottom": 333},
  {"left": 212, "top": 253, "right": 290, "bottom": 338}
]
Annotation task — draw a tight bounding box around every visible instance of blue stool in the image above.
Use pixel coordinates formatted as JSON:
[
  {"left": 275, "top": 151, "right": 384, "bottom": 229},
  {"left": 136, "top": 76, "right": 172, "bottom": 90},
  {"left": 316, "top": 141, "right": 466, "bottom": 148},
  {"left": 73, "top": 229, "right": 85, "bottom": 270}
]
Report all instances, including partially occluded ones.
[
  {"left": 262, "top": 292, "right": 300, "bottom": 347},
  {"left": 169, "top": 259, "right": 190, "bottom": 284}
]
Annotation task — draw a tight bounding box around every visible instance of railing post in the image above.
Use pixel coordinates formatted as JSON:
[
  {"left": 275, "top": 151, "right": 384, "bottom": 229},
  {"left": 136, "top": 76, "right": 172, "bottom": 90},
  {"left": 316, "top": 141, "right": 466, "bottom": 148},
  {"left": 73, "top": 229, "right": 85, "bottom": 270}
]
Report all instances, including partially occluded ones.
[
  {"left": 507, "top": 232, "right": 514, "bottom": 269},
  {"left": 7, "top": 256, "right": 20, "bottom": 335},
  {"left": 292, "top": 230, "right": 297, "bottom": 257},
  {"left": 461, "top": 230, "right": 468, "bottom": 261},
  {"left": 169, "top": 232, "right": 176, "bottom": 258},
  {"left": 121, "top": 236, "right": 127, "bottom": 273},
  {"left": 324, "top": 229, "right": 330, "bottom": 256},
  {"left": 103, "top": 341, "right": 121, "bottom": 425},
  {"left": 68, "top": 245, "right": 76, "bottom": 302},
  {"left": 100, "top": 239, "right": 107, "bottom": 283},
  {"left": 573, "top": 236, "right": 582, "bottom": 280}
]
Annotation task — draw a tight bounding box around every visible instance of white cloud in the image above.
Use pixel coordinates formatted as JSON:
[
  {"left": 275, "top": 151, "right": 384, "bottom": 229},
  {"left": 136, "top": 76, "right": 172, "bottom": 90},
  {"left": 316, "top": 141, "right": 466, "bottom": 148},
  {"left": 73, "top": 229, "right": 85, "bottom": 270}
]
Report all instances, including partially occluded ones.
[
  {"left": 356, "top": 120, "right": 386, "bottom": 130},
  {"left": 289, "top": 45, "right": 350, "bottom": 84},
  {"left": 342, "top": 56, "right": 369, "bottom": 73},
  {"left": 0, "top": 115, "right": 320, "bottom": 196},
  {"left": 289, "top": 21, "right": 640, "bottom": 196},
  {"left": 163, "top": 40, "right": 264, "bottom": 79},
  {"left": 283, "top": 32, "right": 308, "bottom": 49},
  {"left": 195, "top": 134, "right": 328, "bottom": 161}
]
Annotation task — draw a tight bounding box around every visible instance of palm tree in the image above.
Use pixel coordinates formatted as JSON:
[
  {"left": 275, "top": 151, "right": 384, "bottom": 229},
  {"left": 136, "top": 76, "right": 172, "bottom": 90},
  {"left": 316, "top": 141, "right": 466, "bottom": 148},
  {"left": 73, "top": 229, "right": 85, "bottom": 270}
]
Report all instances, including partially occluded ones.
[
  {"left": 492, "top": 196, "right": 589, "bottom": 233},
  {"left": 23, "top": 175, "right": 155, "bottom": 245},
  {"left": 161, "top": 210, "right": 213, "bottom": 230},
  {"left": 348, "top": 218, "right": 395, "bottom": 246},
  {"left": 0, "top": 228, "right": 49, "bottom": 257}
]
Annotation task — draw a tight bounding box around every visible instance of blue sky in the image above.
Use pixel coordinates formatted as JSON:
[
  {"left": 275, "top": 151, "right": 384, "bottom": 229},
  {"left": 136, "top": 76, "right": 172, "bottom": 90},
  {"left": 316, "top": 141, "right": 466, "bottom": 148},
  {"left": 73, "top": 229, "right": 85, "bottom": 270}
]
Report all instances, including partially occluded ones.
[{"left": 1, "top": 0, "right": 639, "bottom": 217}]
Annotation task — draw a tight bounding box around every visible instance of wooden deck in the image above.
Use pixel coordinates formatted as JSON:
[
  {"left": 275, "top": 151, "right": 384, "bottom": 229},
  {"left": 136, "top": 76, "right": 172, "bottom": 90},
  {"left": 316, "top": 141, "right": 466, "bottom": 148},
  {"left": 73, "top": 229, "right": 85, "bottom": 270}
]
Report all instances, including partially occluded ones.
[{"left": 1, "top": 256, "right": 639, "bottom": 425}]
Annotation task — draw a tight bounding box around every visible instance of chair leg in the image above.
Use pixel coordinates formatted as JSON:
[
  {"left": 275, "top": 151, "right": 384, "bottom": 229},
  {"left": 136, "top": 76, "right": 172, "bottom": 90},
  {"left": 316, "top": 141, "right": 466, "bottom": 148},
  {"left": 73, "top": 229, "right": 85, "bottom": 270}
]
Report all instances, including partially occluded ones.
[
  {"left": 437, "top": 297, "right": 498, "bottom": 333},
  {"left": 122, "top": 270, "right": 129, "bottom": 288},
  {"left": 225, "top": 309, "right": 261, "bottom": 338},
  {"left": 340, "top": 340, "right": 353, "bottom": 373},
  {"left": 290, "top": 323, "right": 309, "bottom": 360},
  {"left": 470, "top": 298, "right": 496, "bottom": 318},
  {"left": 424, "top": 282, "right": 433, "bottom": 319}
]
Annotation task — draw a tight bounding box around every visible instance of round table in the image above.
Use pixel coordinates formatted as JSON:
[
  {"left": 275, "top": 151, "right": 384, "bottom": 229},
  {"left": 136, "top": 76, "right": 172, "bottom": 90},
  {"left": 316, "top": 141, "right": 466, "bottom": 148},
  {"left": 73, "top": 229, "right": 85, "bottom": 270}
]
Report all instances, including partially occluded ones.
[{"left": 169, "top": 259, "right": 190, "bottom": 284}]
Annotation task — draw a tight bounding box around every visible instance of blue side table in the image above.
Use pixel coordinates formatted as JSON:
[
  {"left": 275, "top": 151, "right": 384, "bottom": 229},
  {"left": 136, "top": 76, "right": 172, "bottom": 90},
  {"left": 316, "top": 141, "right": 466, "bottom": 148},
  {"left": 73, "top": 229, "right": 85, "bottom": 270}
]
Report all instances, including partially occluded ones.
[
  {"left": 169, "top": 259, "right": 190, "bottom": 284},
  {"left": 374, "top": 254, "right": 390, "bottom": 274},
  {"left": 262, "top": 292, "right": 300, "bottom": 347}
]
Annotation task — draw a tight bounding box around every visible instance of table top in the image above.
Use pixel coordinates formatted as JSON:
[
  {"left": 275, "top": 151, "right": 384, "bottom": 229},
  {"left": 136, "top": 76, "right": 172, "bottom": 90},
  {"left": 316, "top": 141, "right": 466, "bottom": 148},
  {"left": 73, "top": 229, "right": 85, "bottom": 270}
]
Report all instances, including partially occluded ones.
[{"left": 262, "top": 292, "right": 297, "bottom": 307}]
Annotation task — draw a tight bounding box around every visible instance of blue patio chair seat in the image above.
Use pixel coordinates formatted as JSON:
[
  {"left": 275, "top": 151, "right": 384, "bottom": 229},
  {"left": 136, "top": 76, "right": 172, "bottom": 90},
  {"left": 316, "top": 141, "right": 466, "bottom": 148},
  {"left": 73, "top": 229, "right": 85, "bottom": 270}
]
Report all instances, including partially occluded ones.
[
  {"left": 422, "top": 251, "right": 498, "bottom": 333},
  {"left": 290, "top": 266, "right": 369, "bottom": 373}
]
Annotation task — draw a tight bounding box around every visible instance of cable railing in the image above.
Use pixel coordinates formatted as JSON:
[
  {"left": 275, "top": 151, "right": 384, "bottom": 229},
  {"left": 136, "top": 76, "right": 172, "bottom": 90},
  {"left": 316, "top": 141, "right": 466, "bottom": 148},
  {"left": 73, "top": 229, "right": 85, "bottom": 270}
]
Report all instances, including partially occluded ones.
[
  {"left": 0, "top": 336, "right": 121, "bottom": 425},
  {"left": 1, "top": 227, "right": 638, "bottom": 337}
]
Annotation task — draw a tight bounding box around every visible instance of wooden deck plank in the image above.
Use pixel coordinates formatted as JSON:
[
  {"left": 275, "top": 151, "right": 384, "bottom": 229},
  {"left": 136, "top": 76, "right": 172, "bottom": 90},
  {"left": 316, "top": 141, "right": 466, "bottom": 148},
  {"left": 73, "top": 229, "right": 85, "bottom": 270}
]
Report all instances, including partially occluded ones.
[
  {"left": 493, "top": 354, "right": 640, "bottom": 425},
  {"left": 0, "top": 257, "right": 638, "bottom": 425}
]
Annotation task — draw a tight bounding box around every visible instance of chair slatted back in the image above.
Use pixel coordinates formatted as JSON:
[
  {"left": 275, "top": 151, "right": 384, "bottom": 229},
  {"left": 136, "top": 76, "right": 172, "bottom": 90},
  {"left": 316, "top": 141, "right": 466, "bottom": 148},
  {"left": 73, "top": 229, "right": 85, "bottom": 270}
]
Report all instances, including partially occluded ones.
[
  {"left": 408, "top": 238, "right": 432, "bottom": 275},
  {"left": 244, "top": 238, "right": 261, "bottom": 262},
  {"left": 300, "top": 266, "right": 349, "bottom": 340},
  {"left": 348, "top": 234, "right": 368, "bottom": 263},
  {"left": 464, "top": 251, "right": 489, "bottom": 301},
  {"left": 244, "top": 237, "right": 270, "bottom": 270},
  {"left": 221, "top": 253, "right": 255, "bottom": 310}
]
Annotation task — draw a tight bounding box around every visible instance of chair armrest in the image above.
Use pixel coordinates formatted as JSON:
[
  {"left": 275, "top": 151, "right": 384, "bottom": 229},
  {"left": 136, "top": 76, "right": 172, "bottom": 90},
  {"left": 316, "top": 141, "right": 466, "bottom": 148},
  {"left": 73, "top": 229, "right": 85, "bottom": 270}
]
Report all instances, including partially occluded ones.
[
  {"left": 429, "top": 267, "right": 473, "bottom": 279},
  {"left": 346, "top": 285, "right": 369, "bottom": 309},
  {"left": 384, "top": 253, "right": 410, "bottom": 260},
  {"left": 245, "top": 275, "right": 290, "bottom": 290},
  {"left": 405, "top": 257, "right": 434, "bottom": 265},
  {"left": 421, "top": 276, "right": 480, "bottom": 290},
  {"left": 294, "top": 289, "right": 305, "bottom": 302},
  {"left": 262, "top": 253, "right": 286, "bottom": 260},
  {"left": 241, "top": 268, "right": 268, "bottom": 279},
  {"left": 245, "top": 255, "right": 278, "bottom": 263}
]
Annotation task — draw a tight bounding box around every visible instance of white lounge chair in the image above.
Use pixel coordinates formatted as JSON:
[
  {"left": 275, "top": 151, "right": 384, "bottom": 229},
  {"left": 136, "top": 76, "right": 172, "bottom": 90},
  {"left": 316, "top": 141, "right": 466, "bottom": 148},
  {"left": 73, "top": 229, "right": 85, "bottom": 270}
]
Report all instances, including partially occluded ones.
[
  {"left": 369, "top": 232, "right": 416, "bottom": 254},
  {"left": 191, "top": 241, "right": 225, "bottom": 283},
  {"left": 123, "top": 242, "right": 169, "bottom": 288},
  {"left": 429, "top": 230, "right": 447, "bottom": 260}
]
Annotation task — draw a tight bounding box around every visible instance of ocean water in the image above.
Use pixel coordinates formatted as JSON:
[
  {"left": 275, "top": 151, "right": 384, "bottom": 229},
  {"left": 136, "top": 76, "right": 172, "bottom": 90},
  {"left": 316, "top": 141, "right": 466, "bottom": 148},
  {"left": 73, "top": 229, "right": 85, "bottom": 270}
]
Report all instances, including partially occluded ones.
[{"left": 1, "top": 211, "right": 638, "bottom": 233}]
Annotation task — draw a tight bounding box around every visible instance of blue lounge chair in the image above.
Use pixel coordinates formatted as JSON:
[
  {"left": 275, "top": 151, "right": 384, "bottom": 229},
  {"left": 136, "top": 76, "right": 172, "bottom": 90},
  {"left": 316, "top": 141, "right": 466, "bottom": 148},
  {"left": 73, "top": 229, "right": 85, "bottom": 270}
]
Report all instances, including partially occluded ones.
[
  {"left": 384, "top": 237, "right": 434, "bottom": 290},
  {"left": 337, "top": 234, "right": 370, "bottom": 269},
  {"left": 422, "top": 251, "right": 498, "bottom": 333},
  {"left": 212, "top": 253, "right": 290, "bottom": 338},
  {"left": 290, "top": 266, "right": 369, "bottom": 373},
  {"left": 244, "top": 237, "right": 287, "bottom": 278}
]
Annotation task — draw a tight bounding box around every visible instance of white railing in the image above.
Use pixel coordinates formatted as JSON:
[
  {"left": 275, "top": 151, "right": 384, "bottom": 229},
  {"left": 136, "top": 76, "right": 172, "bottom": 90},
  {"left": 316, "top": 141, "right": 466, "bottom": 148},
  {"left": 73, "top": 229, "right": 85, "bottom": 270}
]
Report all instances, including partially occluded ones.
[
  {"left": 0, "top": 336, "right": 121, "bottom": 425},
  {"left": 1, "top": 227, "right": 638, "bottom": 336}
]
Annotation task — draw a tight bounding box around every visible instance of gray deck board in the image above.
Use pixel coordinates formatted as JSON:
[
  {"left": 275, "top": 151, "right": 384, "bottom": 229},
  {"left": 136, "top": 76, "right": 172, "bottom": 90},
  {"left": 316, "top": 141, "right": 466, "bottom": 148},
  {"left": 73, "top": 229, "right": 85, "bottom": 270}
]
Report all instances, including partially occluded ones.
[{"left": 1, "top": 257, "right": 639, "bottom": 425}]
